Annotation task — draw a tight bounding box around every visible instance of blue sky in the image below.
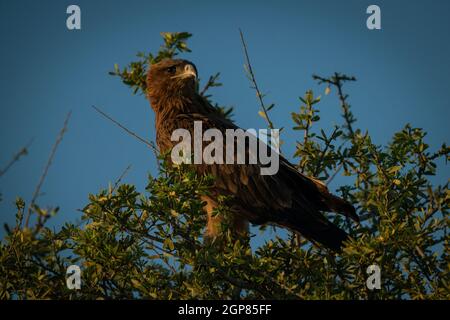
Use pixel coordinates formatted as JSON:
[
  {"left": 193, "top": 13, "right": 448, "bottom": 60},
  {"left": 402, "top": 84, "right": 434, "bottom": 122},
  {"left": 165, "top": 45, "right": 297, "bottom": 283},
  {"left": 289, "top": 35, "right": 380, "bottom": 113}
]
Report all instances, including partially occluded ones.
[{"left": 0, "top": 0, "right": 449, "bottom": 242}]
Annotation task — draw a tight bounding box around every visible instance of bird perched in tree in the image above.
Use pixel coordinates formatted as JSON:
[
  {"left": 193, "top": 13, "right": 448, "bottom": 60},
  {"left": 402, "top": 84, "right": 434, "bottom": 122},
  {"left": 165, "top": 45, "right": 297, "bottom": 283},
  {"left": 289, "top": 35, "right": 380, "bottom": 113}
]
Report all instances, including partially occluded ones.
[{"left": 146, "top": 58, "right": 358, "bottom": 252}]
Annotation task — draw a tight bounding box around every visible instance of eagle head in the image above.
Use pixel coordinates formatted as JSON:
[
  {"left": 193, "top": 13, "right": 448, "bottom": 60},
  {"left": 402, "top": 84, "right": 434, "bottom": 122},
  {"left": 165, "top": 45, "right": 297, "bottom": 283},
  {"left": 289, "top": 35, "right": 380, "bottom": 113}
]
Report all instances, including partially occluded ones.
[{"left": 146, "top": 59, "right": 198, "bottom": 108}]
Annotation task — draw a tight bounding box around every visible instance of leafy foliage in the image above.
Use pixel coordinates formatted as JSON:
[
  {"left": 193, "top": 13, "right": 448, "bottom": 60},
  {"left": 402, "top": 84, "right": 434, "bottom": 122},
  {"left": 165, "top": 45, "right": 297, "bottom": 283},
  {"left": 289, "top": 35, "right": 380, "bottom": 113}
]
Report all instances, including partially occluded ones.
[{"left": 1, "top": 33, "right": 448, "bottom": 300}]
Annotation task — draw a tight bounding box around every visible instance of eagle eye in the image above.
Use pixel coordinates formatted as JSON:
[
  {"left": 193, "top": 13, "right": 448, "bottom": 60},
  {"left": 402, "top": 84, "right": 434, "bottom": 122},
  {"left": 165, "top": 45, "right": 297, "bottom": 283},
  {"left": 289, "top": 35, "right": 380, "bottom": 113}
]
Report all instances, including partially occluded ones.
[{"left": 166, "top": 66, "right": 177, "bottom": 74}]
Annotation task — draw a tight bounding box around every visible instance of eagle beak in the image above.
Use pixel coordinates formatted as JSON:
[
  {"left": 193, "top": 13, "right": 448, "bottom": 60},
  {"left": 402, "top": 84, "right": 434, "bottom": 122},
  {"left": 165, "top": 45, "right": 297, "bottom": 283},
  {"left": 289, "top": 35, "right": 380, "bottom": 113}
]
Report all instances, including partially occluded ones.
[
  {"left": 171, "top": 64, "right": 197, "bottom": 80},
  {"left": 182, "top": 64, "right": 197, "bottom": 79}
]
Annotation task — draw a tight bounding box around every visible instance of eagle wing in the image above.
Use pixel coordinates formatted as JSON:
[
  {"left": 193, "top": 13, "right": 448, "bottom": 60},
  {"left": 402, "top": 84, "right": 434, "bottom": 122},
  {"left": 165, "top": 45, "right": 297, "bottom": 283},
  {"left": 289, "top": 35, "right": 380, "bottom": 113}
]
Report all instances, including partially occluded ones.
[{"left": 168, "top": 99, "right": 357, "bottom": 251}]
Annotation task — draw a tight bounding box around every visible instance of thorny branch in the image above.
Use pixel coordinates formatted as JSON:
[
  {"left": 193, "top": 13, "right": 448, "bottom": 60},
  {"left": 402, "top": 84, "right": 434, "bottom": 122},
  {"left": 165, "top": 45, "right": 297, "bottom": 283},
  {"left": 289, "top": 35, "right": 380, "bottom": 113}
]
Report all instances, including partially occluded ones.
[
  {"left": 313, "top": 127, "right": 339, "bottom": 177},
  {"left": 313, "top": 73, "right": 356, "bottom": 186},
  {"left": 91, "top": 105, "right": 160, "bottom": 169},
  {"left": 25, "top": 112, "right": 72, "bottom": 227},
  {"left": 111, "top": 164, "right": 132, "bottom": 194},
  {"left": 239, "top": 29, "right": 275, "bottom": 130},
  {"left": 0, "top": 138, "right": 34, "bottom": 178},
  {"left": 313, "top": 73, "right": 356, "bottom": 139}
]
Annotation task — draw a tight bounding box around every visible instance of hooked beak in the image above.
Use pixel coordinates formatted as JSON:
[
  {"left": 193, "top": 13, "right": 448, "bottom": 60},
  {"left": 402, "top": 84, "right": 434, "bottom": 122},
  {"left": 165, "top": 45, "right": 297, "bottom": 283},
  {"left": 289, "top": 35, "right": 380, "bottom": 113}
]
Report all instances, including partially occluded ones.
[{"left": 171, "top": 64, "right": 197, "bottom": 79}]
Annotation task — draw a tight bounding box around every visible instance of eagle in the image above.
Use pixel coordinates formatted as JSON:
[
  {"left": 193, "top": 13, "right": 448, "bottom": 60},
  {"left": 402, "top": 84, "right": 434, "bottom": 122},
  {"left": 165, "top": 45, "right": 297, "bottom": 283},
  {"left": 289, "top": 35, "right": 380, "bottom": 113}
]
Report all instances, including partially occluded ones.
[{"left": 146, "top": 58, "right": 358, "bottom": 252}]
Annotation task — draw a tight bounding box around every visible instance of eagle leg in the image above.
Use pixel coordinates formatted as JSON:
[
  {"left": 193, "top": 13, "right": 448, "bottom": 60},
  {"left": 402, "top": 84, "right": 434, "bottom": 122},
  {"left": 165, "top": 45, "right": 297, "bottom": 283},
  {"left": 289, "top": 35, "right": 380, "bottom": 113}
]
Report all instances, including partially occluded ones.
[{"left": 201, "top": 196, "right": 249, "bottom": 240}]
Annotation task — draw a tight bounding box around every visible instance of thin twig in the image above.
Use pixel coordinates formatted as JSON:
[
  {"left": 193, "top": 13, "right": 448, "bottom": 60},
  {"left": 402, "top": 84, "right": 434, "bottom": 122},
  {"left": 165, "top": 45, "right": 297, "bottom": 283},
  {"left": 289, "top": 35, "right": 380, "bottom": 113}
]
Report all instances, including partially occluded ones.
[
  {"left": 313, "top": 73, "right": 356, "bottom": 185},
  {"left": 313, "top": 127, "right": 339, "bottom": 177},
  {"left": 326, "top": 162, "right": 344, "bottom": 186},
  {"left": 239, "top": 29, "right": 274, "bottom": 129},
  {"left": 0, "top": 138, "right": 34, "bottom": 178},
  {"left": 200, "top": 72, "right": 221, "bottom": 97},
  {"left": 91, "top": 105, "right": 160, "bottom": 169},
  {"left": 92, "top": 106, "right": 157, "bottom": 152},
  {"left": 298, "top": 96, "right": 314, "bottom": 173},
  {"left": 111, "top": 164, "right": 132, "bottom": 193},
  {"left": 25, "top": 112, "right": 72, "bottom": 227},
  {"left": 313, "top": 73, "right": 356, "bottom": 139}
]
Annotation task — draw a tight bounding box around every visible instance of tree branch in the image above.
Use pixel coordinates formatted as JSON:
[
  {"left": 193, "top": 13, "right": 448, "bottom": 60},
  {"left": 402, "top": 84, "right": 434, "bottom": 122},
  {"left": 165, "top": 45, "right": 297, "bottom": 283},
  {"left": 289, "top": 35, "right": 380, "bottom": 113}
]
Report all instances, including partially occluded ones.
[
  {"left": 239, "top": 29, "right": 274, "bottom": 129},
  {"left": 91, "top": 105, "right": 160, "bottom": 169},
  {"left": 200, "top": 72, "right": 221, "bottom": 97},
  {"left": 25, "top": 112, "right": 71, "bottom": 227},
  {"left": 0, "top": 138, "right": 34, "bottom": 178},
  {"left": 111, "top": 164, "right": 132, "bottom": 193}
]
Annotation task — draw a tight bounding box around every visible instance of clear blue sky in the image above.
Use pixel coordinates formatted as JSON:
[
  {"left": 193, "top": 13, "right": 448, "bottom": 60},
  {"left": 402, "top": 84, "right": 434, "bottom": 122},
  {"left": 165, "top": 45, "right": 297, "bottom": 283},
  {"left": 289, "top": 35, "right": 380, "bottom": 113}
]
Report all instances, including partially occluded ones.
[{"left": 0, "top": 0, "right": 449, "bottom": 242}]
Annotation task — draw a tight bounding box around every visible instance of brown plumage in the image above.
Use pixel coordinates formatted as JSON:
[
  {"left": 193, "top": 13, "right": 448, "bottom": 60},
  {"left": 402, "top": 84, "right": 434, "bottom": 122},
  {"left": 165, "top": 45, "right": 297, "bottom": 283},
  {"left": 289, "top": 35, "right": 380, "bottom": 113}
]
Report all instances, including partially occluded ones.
[{"left": 146, "top": 58, "right": 358, "bottom": 252}]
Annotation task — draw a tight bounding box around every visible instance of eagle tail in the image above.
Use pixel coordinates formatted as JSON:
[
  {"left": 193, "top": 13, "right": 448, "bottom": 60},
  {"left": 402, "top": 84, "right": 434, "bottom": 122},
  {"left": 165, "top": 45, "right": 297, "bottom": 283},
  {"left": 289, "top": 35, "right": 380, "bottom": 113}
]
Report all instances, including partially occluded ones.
[
  {"left": 295, "top": 221, "right": 349, "bottom": 252},
  {"left": 327, "top": 194, "right": 360, "bottom": 223},
  {"left": 306, "top": 175, "right": 359, "bottom": 223},
  {"left": 284, "top": 209, "right": 350, "bottom": 252}
]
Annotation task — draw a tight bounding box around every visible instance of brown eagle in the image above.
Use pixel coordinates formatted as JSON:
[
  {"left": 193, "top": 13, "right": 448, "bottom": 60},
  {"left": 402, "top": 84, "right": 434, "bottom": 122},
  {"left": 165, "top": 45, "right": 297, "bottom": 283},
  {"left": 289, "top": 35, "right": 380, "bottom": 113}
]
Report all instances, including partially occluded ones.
[{"left": 146, "top": 58, "right": 358, "bottom": 252}]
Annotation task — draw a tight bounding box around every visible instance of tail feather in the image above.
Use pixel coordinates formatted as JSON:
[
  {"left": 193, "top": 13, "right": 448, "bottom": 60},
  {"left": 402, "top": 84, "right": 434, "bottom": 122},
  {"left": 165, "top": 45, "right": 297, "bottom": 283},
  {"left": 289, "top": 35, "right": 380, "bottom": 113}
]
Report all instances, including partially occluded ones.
[
  {"left": 328, "top": 194, "right": 359, "bottom": 223},
  {"left": 283, "top": 208, "right": 350, "bottom": 252},
  {"left": 297, "top": 220, "right": 349, "bottom": 252},
  {"left": 307, "top": 176, "right": 359, "bottom": 222}
]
